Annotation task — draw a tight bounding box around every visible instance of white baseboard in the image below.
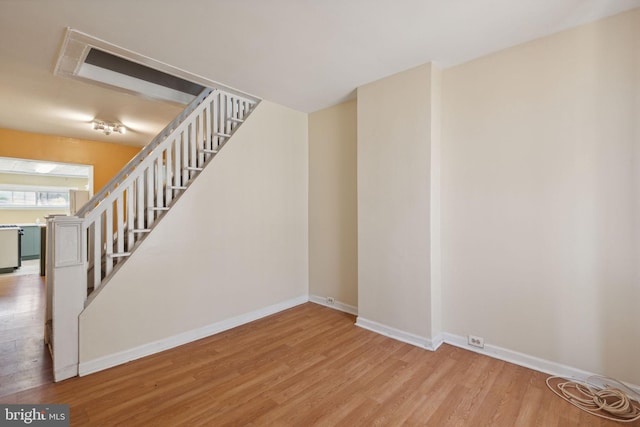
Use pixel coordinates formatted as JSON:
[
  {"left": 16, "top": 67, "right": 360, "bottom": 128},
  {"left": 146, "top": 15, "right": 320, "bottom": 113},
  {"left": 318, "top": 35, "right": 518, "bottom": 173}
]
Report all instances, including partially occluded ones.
[
  {"left": 350, "top": 320, "right": 640, "bottom": 394},
  {"left": 355, "top": 317, "right": 440, "bottom": 351},
  {"left": 79, "top": 295, "right": 640, "bottom": 395},
  {"left": 309, "top": 294, "right": 358, "bottom": 315},
  {"left": 442, "top": 333, "right": 640, "bottom": 395},
  {"left": 79, "top": 295, "right": 308, "bottom": 376},
  {"left": 431, "top": 332, "right": 444, "bottom": 351}
]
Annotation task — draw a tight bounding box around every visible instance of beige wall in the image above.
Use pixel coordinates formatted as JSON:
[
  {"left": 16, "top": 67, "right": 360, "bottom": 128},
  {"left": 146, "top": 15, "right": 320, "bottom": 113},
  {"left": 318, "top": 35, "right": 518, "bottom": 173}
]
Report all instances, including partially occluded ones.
[
  {"left": 636, "top": 13, "right": 640, "bottom": 339},
  {"left": 308, "top": 100, "right": 358, "bottom": 307},
  {"left": 429, "top": 66, "right": 443, "bottom": 338},
  {"left": 79, "top": 101, "right": 309, "bottom": 362},
  {"left": 441, "top": 9, "right": 640, "bottom": 384},
  {"left": 0, "top": 209, "right": 66, "bottom": 224},
  {"left": 0, "top": 172, "right": 88, "bottom": 224},
  {"left": 357, "top": 64, "right": 434, "bottom": 339},
  {"left": 0, "top": 172, "right": 88, "bottom": 188},
  {"left": 72, "top": 7, "right": 639, "bottom": 387}
]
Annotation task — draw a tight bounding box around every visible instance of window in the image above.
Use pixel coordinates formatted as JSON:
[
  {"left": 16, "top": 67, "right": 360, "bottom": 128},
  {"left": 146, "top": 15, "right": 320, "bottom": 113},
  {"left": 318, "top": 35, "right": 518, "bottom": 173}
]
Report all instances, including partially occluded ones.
[{"left": 0, "top": 188, "right": 71, "bottom": 208}]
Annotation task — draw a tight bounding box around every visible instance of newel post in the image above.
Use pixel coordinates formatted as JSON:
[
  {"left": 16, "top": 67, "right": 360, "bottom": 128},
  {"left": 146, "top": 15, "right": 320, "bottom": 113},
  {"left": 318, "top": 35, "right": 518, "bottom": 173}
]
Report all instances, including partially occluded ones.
[{"left": 47, "top": 215, "right": 87, "bottom": 381}]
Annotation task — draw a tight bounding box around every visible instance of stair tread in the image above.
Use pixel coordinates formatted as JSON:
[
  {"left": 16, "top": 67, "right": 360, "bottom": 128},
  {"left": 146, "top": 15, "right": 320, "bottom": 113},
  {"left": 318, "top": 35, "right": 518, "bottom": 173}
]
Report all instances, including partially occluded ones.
[{"left": 109, "top": 252, "right": 131, "bottom": 258}]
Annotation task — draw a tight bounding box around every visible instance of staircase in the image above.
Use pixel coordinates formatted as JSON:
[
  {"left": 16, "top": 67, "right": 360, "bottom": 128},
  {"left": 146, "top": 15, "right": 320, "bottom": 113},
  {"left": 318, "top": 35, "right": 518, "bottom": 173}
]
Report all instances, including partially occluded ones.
[{"left": 45, "top": 86, "right": 259, "bottom": 381}]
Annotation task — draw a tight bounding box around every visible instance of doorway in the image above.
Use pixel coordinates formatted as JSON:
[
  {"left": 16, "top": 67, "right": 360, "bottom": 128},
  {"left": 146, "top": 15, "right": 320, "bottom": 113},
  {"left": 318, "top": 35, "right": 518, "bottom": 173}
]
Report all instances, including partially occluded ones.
[{"left": 0, "top": 157, "right": 92, "bottom": 396}]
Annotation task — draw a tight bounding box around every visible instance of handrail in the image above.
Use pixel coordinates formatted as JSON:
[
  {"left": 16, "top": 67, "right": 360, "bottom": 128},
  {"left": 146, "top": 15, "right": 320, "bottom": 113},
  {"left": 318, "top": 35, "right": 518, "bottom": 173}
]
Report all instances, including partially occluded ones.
[
  {"left": 75, "top": 87, "right": 214, "bottom": 218},
  {"left": 75, "top": 86, "right": 258, "bottom": 295},
  {"left": 80, "top": 105, "right": 198, "bottom": 224}
]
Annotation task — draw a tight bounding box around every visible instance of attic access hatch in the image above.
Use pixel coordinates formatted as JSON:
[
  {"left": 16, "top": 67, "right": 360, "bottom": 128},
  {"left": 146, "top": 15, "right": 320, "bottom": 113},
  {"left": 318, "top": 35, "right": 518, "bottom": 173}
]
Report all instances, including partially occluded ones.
[{"left": 54, "top": 28, "right": 205, "bottom": 105}]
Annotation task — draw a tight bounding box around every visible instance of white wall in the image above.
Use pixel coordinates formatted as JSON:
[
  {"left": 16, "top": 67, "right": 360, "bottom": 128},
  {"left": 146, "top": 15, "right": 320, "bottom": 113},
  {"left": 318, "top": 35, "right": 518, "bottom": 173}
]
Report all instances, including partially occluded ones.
[
  {"left": 357, "top": 64, "right": 434, "bottom": 340},
  {"left": 79, "top": 100, "right": 308, "bottom": 363},
  {"left": 308, "top": 100, "right": 358, "bottom": 307},
  {"left": 441, "top": 9, "right": 640, "bottom": 385}
]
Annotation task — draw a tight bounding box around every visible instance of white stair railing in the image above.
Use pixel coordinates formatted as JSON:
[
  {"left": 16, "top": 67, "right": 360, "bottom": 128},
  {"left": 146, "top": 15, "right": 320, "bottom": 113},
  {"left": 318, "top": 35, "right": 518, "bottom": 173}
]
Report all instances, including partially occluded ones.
[
  {"left": 46, "top": 87, "right": 258, "bottom": 381},
  {"left": 83, "top": 88, "right": 256, "bottom": 295}
]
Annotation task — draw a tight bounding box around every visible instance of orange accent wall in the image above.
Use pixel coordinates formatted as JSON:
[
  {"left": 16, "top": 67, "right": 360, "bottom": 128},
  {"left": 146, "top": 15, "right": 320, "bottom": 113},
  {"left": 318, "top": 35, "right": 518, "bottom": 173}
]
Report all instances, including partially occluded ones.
[{"left": 0, "top": 128, "right": 141, "bottom": 192}]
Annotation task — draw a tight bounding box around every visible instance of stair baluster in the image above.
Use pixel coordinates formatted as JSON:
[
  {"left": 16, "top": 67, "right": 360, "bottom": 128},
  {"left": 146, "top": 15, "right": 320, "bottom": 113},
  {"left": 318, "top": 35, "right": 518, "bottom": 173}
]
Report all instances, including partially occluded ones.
[{"left": 63, "top": 88, "right": 257, "bottom": 299}]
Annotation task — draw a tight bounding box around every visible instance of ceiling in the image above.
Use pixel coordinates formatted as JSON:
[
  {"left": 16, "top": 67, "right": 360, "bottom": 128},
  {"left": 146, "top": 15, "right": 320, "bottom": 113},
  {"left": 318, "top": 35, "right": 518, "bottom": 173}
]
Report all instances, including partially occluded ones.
[
  {"left": 0, "top": 157, "right": 91, "bottom": 178},
  {"left": 1, "top": 0, "right": 639, "bottom": 147}
]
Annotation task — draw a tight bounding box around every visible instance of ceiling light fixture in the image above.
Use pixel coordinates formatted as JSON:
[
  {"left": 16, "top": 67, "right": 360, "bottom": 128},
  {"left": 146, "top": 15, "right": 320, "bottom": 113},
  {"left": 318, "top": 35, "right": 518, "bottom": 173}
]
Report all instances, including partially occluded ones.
[
  {"left": 92, "top": 120, "right": 126, "bottom": 135},
  {"left": 34, "top": 163, "right": 57, "bottom": 174}
]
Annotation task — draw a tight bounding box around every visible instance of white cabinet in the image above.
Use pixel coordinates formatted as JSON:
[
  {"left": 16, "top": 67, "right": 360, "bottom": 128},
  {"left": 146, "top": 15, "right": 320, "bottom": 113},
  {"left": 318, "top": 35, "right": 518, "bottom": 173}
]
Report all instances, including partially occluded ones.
[{"left": 0, "top": 227, "right": 20, "bottom": 270}]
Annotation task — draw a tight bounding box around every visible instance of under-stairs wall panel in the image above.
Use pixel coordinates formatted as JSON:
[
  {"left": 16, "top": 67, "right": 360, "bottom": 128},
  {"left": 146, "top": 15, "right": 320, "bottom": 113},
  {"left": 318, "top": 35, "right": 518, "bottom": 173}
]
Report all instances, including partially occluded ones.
[{"left": 79, "top": 101, "right": 308, "bottom": 366}]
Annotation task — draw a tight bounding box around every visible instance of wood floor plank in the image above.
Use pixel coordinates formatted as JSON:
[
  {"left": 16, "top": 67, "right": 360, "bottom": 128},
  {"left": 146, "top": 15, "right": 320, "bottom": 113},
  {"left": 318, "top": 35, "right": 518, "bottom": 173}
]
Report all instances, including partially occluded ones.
[
  {"left": 0, "top": 273, "right": 52, "bottom": 398},
  {"left": 1, "top": 300, "right": 638, "bottom": 426},
  {"left": 471, "top": 362, "right": 524, "bottom": 426}
]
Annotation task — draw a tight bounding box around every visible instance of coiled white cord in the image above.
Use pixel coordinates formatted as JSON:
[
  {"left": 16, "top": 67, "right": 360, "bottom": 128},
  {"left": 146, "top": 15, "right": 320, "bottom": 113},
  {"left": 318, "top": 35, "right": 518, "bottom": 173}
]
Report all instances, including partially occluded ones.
[{"left": 546, "top": 375, "right": 640, "bottom": 423}]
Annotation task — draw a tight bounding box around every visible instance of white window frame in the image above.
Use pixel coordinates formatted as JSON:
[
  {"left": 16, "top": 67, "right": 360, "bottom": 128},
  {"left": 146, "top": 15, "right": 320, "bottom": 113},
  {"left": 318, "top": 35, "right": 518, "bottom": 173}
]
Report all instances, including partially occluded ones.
[{"left": 0, "top": 184, "right": 77, "bottom": 210}]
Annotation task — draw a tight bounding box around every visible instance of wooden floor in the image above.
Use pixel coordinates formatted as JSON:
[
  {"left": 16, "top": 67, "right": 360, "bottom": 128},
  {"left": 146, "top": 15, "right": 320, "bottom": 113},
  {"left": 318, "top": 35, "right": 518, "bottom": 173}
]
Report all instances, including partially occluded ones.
[
  {"left": 0, "top": 270, "right": 53, "bottom": 397},
  {"left": 1, "top": 302, "right": 636, "bottom": 426}
]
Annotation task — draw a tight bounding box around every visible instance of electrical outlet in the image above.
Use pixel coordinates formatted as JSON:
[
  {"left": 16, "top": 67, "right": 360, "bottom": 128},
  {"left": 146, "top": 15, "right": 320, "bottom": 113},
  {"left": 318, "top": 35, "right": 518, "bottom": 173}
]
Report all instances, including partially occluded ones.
[
  {"left": 326, "top": 297, "right": 335, "bottom": 305},
  {"left": 468, "top": 335, "right": 484, "bottom": 348}
]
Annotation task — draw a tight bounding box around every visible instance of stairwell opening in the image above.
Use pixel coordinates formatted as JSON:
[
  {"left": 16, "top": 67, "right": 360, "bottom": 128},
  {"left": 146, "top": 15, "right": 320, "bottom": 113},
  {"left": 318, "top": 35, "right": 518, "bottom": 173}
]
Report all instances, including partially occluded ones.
[{"left": 54, "top": 29, "right": 205, "bottom": 105}]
